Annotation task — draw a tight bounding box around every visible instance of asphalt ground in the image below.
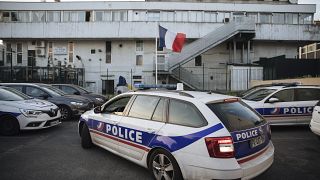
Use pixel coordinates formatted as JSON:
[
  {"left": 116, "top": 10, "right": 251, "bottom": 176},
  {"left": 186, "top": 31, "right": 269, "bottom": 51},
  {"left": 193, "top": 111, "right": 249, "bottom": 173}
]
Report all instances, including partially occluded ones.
[{"left": 0, "top": 121, "right": 320, "bottom": 180}]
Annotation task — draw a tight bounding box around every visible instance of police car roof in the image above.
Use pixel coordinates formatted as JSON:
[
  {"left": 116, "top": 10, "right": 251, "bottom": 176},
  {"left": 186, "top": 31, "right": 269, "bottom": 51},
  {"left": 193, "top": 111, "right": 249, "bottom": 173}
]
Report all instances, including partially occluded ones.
[{"left": 126, "top": 90, "right": 236, "bottom": 104}]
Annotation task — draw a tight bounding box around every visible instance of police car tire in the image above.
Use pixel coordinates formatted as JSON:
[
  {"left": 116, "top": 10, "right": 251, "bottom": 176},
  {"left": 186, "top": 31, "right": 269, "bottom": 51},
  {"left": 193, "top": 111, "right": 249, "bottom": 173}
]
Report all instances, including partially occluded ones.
[
  {"left": 148, "top": 149, "right": 183, "bottom": 180},
  {"left": 0, "top": 116, "right": 20, "bottom": 136},
  {"left": 59, "top": 105, "right": 72, "bottom": 121},
  {"left": 81, "top": 124, "right": 93, "bottom": 149}
]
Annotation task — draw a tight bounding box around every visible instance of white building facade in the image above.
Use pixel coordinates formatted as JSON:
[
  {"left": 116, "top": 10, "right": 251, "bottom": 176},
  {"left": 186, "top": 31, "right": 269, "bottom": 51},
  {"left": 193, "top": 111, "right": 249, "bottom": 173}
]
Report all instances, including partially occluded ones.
[{"left": 0, "top": 0, "right": 319, "bottom": 93}]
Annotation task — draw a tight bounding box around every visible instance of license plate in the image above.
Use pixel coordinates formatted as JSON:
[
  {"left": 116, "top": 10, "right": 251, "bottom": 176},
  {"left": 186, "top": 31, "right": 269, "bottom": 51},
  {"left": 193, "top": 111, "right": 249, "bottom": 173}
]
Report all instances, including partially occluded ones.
[
  {"left": 50, "top": 120, "right": 60, "bottom": 126},
  {"left": 250, "top": 136, "right": 265, "bottom": 148}
]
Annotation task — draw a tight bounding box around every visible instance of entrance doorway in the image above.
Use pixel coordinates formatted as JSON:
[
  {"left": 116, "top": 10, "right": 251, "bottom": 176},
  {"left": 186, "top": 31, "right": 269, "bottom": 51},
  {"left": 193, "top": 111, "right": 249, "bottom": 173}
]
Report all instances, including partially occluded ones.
[{"left": 102, "top": 80, "right": 114, "bottom": 95}]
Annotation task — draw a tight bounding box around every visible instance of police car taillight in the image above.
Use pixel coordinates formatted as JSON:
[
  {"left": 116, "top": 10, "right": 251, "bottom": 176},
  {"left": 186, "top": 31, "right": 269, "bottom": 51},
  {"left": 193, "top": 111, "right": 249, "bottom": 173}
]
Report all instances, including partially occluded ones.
[
  {"left": 223, "top": 98, "right": 239, "bottom": 103},
  {"left": 205, "top": 137, "right": 234, "bottom": 158}
]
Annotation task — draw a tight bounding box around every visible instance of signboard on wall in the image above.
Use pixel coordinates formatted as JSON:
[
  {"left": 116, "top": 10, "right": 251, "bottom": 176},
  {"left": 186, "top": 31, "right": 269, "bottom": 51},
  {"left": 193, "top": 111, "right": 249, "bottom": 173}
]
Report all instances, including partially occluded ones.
[{"left": 54, "top": 47, "right": 67, "bottom": 55}]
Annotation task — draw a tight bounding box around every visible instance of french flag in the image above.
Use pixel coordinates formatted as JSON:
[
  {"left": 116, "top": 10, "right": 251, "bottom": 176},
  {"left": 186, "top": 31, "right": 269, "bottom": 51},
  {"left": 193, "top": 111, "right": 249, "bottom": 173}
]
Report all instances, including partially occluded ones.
[{"left": 159, "top": 25, "right": 186, "bottom": 53}]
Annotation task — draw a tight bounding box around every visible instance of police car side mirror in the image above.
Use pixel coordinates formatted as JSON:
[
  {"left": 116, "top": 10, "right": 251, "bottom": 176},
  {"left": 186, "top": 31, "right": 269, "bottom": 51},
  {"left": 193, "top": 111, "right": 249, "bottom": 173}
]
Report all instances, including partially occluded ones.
[
  {"left": 94, "top": 106, "right": 102, "bottom": 114},
  {"left": 267, "top": 97, "right": 280, "bottom": 103}
]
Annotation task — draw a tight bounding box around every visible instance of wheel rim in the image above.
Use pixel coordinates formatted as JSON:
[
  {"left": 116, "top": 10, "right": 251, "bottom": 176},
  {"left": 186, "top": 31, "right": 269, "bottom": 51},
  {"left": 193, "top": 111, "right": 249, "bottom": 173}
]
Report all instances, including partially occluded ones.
[
  {"left": 152, "top": 154, "right": 174, "bottom": 180},
  {"left": 60, "top": 107, "right": 69, "bottom": 120}
]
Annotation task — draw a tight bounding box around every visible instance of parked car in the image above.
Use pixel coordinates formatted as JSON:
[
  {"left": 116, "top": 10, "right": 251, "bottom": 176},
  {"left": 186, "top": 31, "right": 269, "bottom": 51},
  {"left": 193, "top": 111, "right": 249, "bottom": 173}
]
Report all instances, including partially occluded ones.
[
  {"left": 78, "top": 90, "right": 273, "bottom": 180},
  {"left": 52, "top": 84, "right": 107, "bottom": 106},
  {"left": 0, "top": 86, "right": 61, "bottom": 135},
  {"left": 242, "top": 84, "right": 320, "bottom": 125},
  {"left": 0, "top": 83, "right": 94, "bottom": 121},
  {"left": 310, "top": 100, "right": 320, "bottom": 138}
]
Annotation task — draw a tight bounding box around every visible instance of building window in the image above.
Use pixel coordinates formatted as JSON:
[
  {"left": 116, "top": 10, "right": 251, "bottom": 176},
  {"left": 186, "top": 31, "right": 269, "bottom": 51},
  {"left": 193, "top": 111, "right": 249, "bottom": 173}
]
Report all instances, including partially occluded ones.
[
  {"left": 133, "top": 11, "right": 146, "bottom": 21},
  {"left": 91, "top": 49, "right": 96, "bottom": 54},
  {"left": 0, "top": 12, "right": 10, "bottom": 22},
  {"left": 68, "top": 42, "right": 74, "bottom": 63},
  {"left": 32, "top": 11, "right": 45, "bottom": 22},
  {"left": 233, "top": 12, "right": 245, "bottom": 22},
  {"left": 136, "top": 55, "right": 143, "bottom": 66},
  {"left": 106, "top": 41, "right": 111, "bottom": 64},
  {"left": 47, "top": 11, "right": 60, "bottom": 22},
  {"left": 299, "top": 13, "right": 312, "bottom": 24},
  {"left": 17, "top": 11, "right": 30, "bottom": 22},
  {"left": 17, "top": 43, "right": 22, "bottom": 64},
  {"left": 176, "top": 11, "right": 188, "bottom": 22},
  {"left": 259, "top": 13, "right": 272, "bottom": 24},
  {"left": 195, "top": 55, "right": 202, "bottom": 66},
  {"left": 48, "top": 42, "right": 53, "bottom": 61},
  {"left": 160, "top": 11, "right": 175, "bottom": 22},
  {"left": 95, "top": 11, "right": 103, "bottom": 21},
  {"left": 273, "top": 13, "right": 285, "bottom": 24},
  {"left": 247, "top": 12, "right": 258, "bottom": 23},
  {"left": 11, "top": 12, "right": 18, "bottom": 21},
  {"left": 136, "top": 40, "right": 143, "bottom": 52},
  {"left": 147, "top": 11, "right": 160, "bottom": 21},
  {"left": 6, "top": 43, "right": 12, "bottom": 64},
  {"left": 189, "top": 11, "right": 203, "bottom": 22},
  {"left": 204, "top": 11, "right": 217, "bottom": 22},
  {"left": 112, "top": 11, "right": 127, "bottom": 21},
  {"left": 85, "top": 11, "right": 91, "bottom": 22},
  {"left": 217, "top": 12, "right": 230, "bottom": 23},
  {"left": 63, "top": 11, "right": 85, "bottom": 22}
]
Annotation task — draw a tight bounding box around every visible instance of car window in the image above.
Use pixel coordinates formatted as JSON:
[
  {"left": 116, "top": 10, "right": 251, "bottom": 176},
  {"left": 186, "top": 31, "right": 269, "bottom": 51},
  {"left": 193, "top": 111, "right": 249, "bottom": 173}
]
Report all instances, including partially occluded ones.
[
  {"left": 168, "top": 99, "right": 207, "bottom": 128},
  {"left": 25, "top": 86, "right": 48, "bottom": 98},
  {"left": 243, "top": 88, "right": 277, "bottom": 101},
  {"left": 8, "top": 85, "right": 23, "bottom": 92},
  {"left": 207, "top": 101, "right": 265, "bottom": 132},
  {"left": 152, "top": 98, "right": 165, "bottom": 122},
  {"left": 61, "top": 86, "right": 78, "bottom": 95},
  {"left": 271, "top": 89, "right": 294, "bottom": 102},
  {"left": 103, "top": 96, "right": 132, "bottom": 115},
  {"left": 128, "top": 95, "right": 160, "bottom": 120},
  {"left": 295, "top": 88, "right": 320, "bottom": 101},
  {"left": 0, "top": 88, "right": 31, "bottom": 101}
]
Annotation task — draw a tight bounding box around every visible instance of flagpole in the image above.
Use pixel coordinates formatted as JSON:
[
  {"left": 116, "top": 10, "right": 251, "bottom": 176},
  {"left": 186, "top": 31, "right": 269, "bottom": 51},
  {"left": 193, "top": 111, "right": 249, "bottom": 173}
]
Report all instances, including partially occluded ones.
[{"left": 155, "top": 22, "right": 158, "bottom": 87}]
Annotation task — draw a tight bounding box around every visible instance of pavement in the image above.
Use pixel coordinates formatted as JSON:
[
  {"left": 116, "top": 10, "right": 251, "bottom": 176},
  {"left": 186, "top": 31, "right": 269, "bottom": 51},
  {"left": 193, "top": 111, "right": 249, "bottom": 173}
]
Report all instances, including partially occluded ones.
[{"left": 0, "top": 121, "right": 320, "bottom": 180}]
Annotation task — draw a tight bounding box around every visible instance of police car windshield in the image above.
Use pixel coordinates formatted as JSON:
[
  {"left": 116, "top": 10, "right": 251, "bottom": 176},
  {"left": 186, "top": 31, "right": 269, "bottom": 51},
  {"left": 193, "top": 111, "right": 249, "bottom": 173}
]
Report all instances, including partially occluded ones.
[
  {"left": 0, "top": 88, "right": 32, "bottom": 101},
  {"left": 242, "top": 88, "right": 277, "bottom": 101},
  {"left": 207, "top": 101, "right": 266, "bottom": 132}
]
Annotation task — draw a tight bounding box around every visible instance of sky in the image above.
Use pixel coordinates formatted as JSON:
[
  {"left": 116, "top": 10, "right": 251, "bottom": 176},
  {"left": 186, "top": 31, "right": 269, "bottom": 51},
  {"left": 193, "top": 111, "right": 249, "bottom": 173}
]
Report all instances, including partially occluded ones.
[{"left": 0, "top": 0, "right": 319, "bottom": 20}]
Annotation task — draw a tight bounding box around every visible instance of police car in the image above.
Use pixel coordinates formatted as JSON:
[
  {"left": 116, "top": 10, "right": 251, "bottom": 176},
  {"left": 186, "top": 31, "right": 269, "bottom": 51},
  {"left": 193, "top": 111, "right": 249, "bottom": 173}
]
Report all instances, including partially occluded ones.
[
  {"left": 79, "top": 90, "right": 274, "bottom": 180},
  {"left": 310, "top": 100, "right": 320, "bottom": 138},
  {"left": 0, "top": 86, "right": 61, "bottom": 135},
  {"left": 242, "top": 84, "right": 320, "bottom": 125}
]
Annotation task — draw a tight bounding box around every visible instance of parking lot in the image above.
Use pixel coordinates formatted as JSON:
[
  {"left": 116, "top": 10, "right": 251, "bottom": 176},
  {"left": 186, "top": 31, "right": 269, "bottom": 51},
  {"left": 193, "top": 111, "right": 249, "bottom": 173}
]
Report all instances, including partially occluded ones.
[{"left": 0, "top": 120, "right": 320, "bottom": 180}]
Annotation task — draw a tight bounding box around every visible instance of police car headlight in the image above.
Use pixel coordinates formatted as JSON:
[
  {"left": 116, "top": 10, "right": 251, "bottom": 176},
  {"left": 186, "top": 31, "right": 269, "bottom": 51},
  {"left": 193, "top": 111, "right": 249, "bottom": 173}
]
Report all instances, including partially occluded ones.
[
  {"left": 70, "top": 102, "right": 84, "bottom": 106},
  {"left": 95, "top": 98, "right": 104, "bottom": 102},
  {"left": 20, "top": 109, "right": 42, "bottom": 117}
]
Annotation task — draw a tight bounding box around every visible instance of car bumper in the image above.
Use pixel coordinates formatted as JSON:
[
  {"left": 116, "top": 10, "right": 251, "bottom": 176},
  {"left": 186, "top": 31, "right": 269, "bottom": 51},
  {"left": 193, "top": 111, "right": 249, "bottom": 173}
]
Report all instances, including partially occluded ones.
[
  {"left": 177, "top": 142, "right": 274, "bottom": 180},
  {"left": 17, "top": 113, "right": 62, "bottom": 130},
  {"left": 310, "top": 120, "right": 320, "bottom": 136}
]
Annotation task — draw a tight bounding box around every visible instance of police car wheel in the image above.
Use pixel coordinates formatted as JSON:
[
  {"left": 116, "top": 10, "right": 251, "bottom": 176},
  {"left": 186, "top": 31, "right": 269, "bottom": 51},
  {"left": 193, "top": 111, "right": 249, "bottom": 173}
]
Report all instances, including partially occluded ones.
[
  {"left": 59, "top": 105, "right": 71, "bottom": 121},
  {"left": 81, "top": 124, "right": 93, "bottom": 149},
  {"left": 0, "top": 116, "right": 20, "bottom": 136},
  {"left": 149, "top": 149, "right": 183, "bottom": 180}
]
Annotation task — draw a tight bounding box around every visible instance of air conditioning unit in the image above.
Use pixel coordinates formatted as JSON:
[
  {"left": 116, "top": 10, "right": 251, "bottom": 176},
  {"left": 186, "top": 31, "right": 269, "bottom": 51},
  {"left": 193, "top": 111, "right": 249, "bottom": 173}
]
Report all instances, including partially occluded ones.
[
  {"left": 223, "top": 18, "right": 230, "bottom": 23},
  {"left": 36, "top": 48, "right": 45, "bottom": 57},
  {"left": 36, "top": 41, "right": 46, "bottom": 48}
]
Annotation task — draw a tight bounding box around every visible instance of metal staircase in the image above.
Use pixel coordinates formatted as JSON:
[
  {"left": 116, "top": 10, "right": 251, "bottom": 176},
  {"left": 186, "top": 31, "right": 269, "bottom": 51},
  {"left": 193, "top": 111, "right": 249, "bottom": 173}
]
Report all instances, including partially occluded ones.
[{"left": 168, "top": 17, "right": 256, "bottom": 71}]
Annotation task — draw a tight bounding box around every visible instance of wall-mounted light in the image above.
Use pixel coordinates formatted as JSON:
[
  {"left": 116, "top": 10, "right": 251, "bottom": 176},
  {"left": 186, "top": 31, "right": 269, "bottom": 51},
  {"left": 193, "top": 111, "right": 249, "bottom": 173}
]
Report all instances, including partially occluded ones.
[
  {"left": 98, "top": 49, "right": 102, "bottom": 52},
  {"left": 119, "top": 44, "right": 123, "bottom": 48}
]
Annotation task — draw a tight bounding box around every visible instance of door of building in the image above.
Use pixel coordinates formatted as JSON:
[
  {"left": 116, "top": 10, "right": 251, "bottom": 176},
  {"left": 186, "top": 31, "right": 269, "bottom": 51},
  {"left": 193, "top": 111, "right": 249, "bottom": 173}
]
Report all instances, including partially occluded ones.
[{"left": 102, "top": 80, "right": 114, "bottom": 95}]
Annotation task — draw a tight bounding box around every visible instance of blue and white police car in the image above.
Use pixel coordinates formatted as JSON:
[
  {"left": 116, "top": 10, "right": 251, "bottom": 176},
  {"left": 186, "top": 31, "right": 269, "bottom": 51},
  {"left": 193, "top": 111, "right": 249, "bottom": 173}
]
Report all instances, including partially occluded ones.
[
  {"left": 242, "top": 85, "right": 320, "bottom": 125},
  {"left": 79, "top": 90, "right": 274, "bottom": 180},
  {"left": 0, "top": 86, "right": 61, "bottom": 135},
  {"left": 310, "top": 100, "right": 320, "bottom": 138}
]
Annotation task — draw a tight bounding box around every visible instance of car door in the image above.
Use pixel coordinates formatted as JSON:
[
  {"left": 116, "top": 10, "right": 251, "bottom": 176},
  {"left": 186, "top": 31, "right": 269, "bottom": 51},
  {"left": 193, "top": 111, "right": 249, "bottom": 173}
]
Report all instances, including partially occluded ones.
[
  {"left": 293, "top": 88, "right": 320, "bottom": 124},
  {"left": 89, "top": 95, "right": 132, "bottom": 153},
  {"left": 118, "top": 95, "right": 166, "bottom": 160},
  {"left": 263, "top": 89, "right": 296, "bottom": 124}
]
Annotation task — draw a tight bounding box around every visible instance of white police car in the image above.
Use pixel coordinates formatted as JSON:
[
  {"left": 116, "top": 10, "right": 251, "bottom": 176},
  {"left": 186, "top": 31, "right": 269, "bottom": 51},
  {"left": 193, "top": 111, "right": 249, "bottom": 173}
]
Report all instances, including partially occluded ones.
[
  {"left": 310, "top": 100, "right": 320, "bottom": 138},
  {"left": 242, "top": 85, "right": 320, "bottom": 125},
  {"left": 79, "top": 90, "right": 274, "bottom": 180},
  {"left": 0, "top": 86, "right": 61, "bottom": 135}
]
